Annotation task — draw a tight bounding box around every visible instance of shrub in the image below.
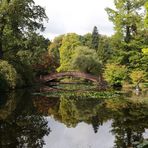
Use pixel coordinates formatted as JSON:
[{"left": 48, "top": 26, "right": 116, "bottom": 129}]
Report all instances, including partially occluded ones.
[
  {"left": 130, "top": 70, "right": 146, "bottom": 85},
  {"left": 0, "top": 60, "right": 17, "bottom": 90},
  {"left": 104, "top": 64, "right": 127, "bottom": 87}
]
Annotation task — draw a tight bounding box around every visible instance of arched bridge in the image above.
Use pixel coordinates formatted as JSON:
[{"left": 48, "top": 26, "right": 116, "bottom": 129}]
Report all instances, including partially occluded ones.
[{"left": 39, "top": 71, "right": 105, "bottom": 85}]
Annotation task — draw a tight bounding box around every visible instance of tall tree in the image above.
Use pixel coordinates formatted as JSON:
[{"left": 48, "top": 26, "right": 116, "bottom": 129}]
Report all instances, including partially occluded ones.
[
  {"left": 79, "top": 33, "right": 92, "bottom": 48},
  {"left": 97, "top": 35, "right": 112, "bottom": 64},
  {"left": 106, "top": 0, "right": 146, "bottom": 45},
  {"left": 57, "top": 33, "right": 81, "bottom": 72},
  {"left": 91, "top": 26, "right": 99, "bottom": 51},
  {"left": 0, "top": 0, "right": 48, "bottom": 58},
  {"left": 48, "top": 35, "right": 64, "bottom": 69}
]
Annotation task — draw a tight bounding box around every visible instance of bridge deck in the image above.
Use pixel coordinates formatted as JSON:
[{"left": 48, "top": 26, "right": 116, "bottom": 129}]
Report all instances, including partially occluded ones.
[
  {"left": 40, "top": 71, "right": 101, "bottom": 83},
  {"left": 39, "top": 71, "right": 107, "bottom": 89}
]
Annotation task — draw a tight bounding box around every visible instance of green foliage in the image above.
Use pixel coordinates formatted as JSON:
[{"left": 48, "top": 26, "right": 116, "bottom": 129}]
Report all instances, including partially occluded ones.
[
  {"left": 71, "top": 46, "right": 102, "bottom": 75},
  {"left": 13, "top": 48, "right": 53, "bottom": 86},
  {"left": 105, "top": 0, "right": 147, "bottom": 75},
  {"left": 137, "top": 140, "right": 148, "bottom": 148},
  {"left": 59, "top": 96, "right": 78, "bottom": 127},
  {"left": 32, "top": 50, "right": 54, "bottom": 75},
  {"left": 0, "top": 0, "right": 47, "bottom": 31},
  {"left": 106, "top": 0, "right": 145, "bottom": 44},
  {"left": 16, "top": 50, "right": 32, "bottom": 65},
  {"left": 23, "top": 33, "right": 51, "bottom": 75},
  {"left": 0, "top": 0, "right": 147, "bottom": 91},
  {"left": 23, "top": 32, "right": 49, "bottom": 52},
  {"left": 37, "top": 90, "right": 121, "bottom": 99},
  {"left": 142, "top": 48, "right": 148, "bottom": 55},
  {"left": 0, "top": 60, "right": 17, "bottom": 90},
  {"left": 104, "top": 64, "right": 127, "bottom": 86},
  {"left": 15, "top": 50, "right": 34, "bottom": 86},
  {"left": 91, "top": 26, "right": 99, "bottom": 51},
  {"left": 130, "top": 70, "right": 146, "bottom": 84},
  {"left": 48, "top": 35, "right": 64, "bottom": 69},
  {"left": 128, "top": 51, "right": 148, "bottom": 73},
  {"left": 108, "top": 32, "right": 148, "bottom": 77},
  {"left": 140, "top": 56, "right": 148, "bottom": 78},
  {"left": 2, "top": 31, "right": 50, "bottom": 88},
  {"left": 0, "top": 0, "right": 48, "bottom": 58},
  {"left": 97, "top": 35, "right": 112, "bottom": 64},
  {"left": 128, "top": 51, "right": 143, "bottom": 68},
  {"left": 4, "top": 50, "right": 34, "bottom": 87},
  {"left": 0, "top": 0, "right": 51, "bottom": 90},
  {"left": 57, "top": 33, "right": 81, "bottom": 72},
  {"left": 79, "top": 33, "right": 92, "bottom": 48}
]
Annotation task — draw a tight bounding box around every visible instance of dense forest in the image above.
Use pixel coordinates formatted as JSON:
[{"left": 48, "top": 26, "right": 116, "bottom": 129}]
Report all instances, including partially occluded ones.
[{"left": 0, "top": 0, "right": 148, "bottom": 91}]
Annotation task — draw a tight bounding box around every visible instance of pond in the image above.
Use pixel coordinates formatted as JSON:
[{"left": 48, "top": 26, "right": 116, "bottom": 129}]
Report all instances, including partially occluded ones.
[{"left": 0, "top": 84, "right": 148, "bottom": 148}]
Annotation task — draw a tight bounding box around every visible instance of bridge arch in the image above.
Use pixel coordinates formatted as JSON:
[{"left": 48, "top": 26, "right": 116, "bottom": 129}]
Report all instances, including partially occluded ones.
[{"left": 40, "top": 71, "right": 102, "bottom": 84}]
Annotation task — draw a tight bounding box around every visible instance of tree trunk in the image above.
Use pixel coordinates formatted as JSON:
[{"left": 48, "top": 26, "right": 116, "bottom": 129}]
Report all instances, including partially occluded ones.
[
  {"left": 125, "top": 26, "right": 131, "bottom": 43},
  {"left": 125, "top": 1, "right": 131, "bottom": 44}
]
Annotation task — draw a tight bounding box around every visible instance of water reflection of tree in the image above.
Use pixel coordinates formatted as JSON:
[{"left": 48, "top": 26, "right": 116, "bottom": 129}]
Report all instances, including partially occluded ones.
[
  {"left": 34, "top": 94, "right": 111, "bottom": 132},
  {"left": 106, "top": 99, "right": 148, "bottom": 148},
  {"left": 91, "top": 115, "right": 100, "bottom": 133},
  {"left": 58, "top": 96, "right": 108, "bottom": 128},
  {"left": 33, "top": 92, "right": 148, "bottom": 147},
  {"left": 0, "top": 91, "right": 50, "bottom": 148}
]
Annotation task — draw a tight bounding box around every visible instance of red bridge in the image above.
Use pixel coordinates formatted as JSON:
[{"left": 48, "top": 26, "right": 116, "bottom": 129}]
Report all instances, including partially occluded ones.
[{"left": 39, "top": 71, "right": 106, "bottom": 86}]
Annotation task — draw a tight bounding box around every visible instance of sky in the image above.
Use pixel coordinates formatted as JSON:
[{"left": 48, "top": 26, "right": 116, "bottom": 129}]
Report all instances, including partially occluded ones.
[
  {"left": 35, "top": 0, "right": 115, "bottom": 40},
  {"left": 44, "top": 117, "right": 115, "bottom": 148}
]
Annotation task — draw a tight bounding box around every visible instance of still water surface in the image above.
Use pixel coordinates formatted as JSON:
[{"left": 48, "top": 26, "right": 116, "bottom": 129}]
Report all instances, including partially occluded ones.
[{"left": 0, "top": 85, "right": 148, "bottom": 148}]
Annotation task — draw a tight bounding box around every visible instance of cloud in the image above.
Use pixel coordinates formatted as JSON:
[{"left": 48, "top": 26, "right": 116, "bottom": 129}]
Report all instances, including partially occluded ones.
[
  {"left": 44, "top": 117, "right": 115, "bottom": 148},
  {"left": 35, "top": 0, "right": 114, "bottom": 40}
]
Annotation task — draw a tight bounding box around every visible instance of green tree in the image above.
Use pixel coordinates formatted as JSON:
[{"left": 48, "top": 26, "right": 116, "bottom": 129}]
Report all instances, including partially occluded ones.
[
  {"left": 91, "top": 26, "right": 99, "bottom": 51},
  {"left": 71, "top": 46, "right": 102, "bottom": 75},
  {"left": 57, "top": 33, "right": 81, "bottom": 72},
  {"left": 106, "top": 0, "right": 148, "bottom": 75},
  {"left": 0, "top": 0, "right": 48, "bottom": 58},
  {"left": 97, "top": 35, "right": 112, "bottom": 64},
  {"left": 106, "top": 0, "right": 146, "bottom": 44},
  {"left": 3, "top": 32, "right": 50, "bottom": 86},
  {"left": 0, "top": 60, "right": 17, "bottom": 90},
  {"left": 104, "top": 64, "right": 127, "bottom": 87},
  {"left": 48, "top": 35, "right": 64, "bottom": 70},
  {"left": 24, "top": 33, "right": 51, "bottom": 75},
  {"left": 23, "top": 32, "right": 49, "bottom": 52},
  {"left": 80, "top": 33, "right": 92, "bottom": 48}
]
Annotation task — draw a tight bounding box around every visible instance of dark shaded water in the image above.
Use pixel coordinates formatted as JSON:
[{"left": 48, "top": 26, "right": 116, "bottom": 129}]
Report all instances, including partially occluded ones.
[{"left": 0, "top": 86, "right": 148, "bottom": 148}]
